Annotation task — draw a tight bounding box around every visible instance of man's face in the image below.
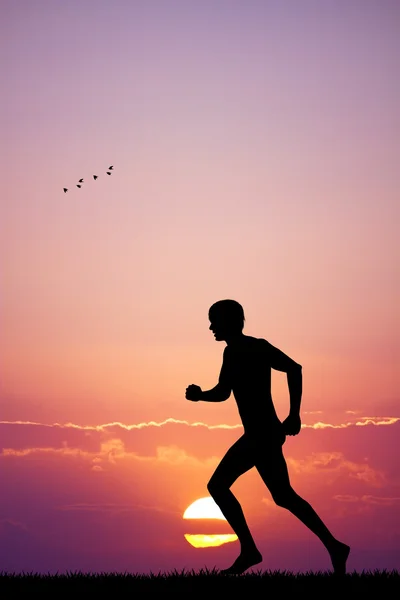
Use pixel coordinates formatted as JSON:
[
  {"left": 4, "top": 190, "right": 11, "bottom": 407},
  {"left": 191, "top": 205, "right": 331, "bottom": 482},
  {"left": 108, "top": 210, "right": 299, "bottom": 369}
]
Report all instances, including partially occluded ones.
[{"left": 209, "top": 315, "right": 229, "bottom": 341}]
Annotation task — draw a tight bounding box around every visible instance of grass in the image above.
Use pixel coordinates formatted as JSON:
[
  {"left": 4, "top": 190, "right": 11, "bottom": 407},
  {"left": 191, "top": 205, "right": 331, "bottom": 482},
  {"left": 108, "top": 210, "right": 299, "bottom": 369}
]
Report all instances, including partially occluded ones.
[{"left": 1, "top": 568, "right": 399, "bottom": 594}]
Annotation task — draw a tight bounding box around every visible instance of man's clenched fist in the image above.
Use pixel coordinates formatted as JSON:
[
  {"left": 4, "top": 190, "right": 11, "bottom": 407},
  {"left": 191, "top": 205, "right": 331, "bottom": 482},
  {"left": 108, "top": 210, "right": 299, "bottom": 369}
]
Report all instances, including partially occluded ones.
[{"left": 185, "top": 384, "right": 203, "bottom": 401}]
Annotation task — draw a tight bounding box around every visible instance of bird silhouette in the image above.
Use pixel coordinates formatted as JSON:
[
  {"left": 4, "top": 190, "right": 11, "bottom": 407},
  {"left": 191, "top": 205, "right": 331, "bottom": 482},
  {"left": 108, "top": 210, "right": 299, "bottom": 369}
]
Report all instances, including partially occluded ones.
[{"left": 63, "top": 166, "right": 113, "bottom": 190}]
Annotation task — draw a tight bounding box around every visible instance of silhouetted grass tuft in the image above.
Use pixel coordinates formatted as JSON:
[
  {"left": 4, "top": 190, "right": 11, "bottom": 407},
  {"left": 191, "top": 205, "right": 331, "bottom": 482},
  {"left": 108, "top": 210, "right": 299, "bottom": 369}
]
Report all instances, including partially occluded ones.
[{"left": 1, "top": 568, "right": 398, "bottom": 594}]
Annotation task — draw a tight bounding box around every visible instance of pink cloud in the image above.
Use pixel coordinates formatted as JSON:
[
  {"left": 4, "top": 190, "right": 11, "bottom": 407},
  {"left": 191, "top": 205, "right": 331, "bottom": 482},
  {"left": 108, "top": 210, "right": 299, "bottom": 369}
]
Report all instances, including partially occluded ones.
[
  {"left": 287, "top": 451, "right": 384, "bottom": 487},
  {"left": 361, "top": 495, "right": 400, "bottom": 506},
  {"left": 334, "top": 494, "right": 400, "bottom": 506}
]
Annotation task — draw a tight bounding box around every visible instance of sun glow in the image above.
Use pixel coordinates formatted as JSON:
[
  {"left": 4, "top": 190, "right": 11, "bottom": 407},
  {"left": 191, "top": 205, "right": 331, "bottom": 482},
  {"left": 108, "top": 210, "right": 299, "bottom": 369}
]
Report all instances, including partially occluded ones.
[
  {"left": 184, "top": 534, "right": 238, "bottom": 548},
  {"left": 183, "top": 497, "right": 238, "bottom": 548},
  {"left": 183, "top": 497, "right": 226, "bottom": 520}
]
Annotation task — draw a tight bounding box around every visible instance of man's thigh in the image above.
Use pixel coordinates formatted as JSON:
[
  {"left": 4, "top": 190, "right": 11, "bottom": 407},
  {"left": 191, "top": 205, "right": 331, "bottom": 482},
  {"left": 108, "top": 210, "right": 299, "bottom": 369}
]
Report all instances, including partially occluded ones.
[
  {"left": 209, "top": 434, "right": 255, "bottom": 488},
  {"left": 251, "top": 437, "right": 292, "bottom": 491}
]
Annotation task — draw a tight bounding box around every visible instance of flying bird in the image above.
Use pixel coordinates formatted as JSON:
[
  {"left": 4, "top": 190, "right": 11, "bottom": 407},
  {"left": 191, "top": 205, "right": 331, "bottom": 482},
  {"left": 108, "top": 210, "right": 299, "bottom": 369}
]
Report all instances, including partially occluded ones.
[{"left": 63, "top": 165, "right": 113, "bottom": 190}]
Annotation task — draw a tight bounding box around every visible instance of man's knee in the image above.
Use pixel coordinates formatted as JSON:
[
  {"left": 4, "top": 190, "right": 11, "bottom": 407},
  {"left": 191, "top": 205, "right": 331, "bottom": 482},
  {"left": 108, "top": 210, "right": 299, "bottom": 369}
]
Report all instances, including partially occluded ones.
[
  {"left": 207, "top": 477, "right": 218, "bottom": 496},
  {"left": 271, "top": 486, "right": 297, "bottom": 508},
  {"left": 207, "top": 476, "right": 228, "bottom": 497}
]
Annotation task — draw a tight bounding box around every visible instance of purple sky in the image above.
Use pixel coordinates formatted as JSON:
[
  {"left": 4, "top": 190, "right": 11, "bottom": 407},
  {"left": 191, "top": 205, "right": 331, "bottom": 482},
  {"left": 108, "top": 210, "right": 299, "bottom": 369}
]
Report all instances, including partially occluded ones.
[{"left": 1, "top": 0, "right": 399, "bottom": 574}]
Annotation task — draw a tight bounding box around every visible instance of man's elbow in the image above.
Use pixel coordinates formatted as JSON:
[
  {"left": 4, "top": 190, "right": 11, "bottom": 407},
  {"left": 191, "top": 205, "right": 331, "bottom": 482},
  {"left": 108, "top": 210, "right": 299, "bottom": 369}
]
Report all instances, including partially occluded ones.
[
  {"left": 217, "top": 384, "right": 231, "bottom": 401},
  {"left": 289, "top": 362, "right": 302, "bottom": 374}
]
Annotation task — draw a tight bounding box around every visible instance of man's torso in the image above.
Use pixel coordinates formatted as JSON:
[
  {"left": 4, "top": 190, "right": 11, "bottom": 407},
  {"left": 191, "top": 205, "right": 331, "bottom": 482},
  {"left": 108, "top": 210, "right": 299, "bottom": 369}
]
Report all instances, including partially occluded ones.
[{"left": 221, "top": 335, "right": 282, "bottom": 434}]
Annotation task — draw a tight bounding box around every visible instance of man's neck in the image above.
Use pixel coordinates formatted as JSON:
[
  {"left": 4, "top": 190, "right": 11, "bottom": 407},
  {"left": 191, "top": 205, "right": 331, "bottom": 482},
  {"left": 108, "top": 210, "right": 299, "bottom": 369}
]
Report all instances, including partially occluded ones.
[{"left": 225, "top": 333, "right": 246, "bottom": 347}]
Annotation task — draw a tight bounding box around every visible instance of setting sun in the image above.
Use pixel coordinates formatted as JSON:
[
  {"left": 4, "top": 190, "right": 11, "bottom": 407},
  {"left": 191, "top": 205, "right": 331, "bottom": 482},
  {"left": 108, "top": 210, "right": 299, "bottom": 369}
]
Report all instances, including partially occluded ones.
[
  {"left": 184, "top": 534, "right": 238, "bottom": 548},
  {"left": 183, "top": 497, "right": 238, "bottom": 548},
  {"left": 183, "top": 497, "right": 226, "bottom": 520}
]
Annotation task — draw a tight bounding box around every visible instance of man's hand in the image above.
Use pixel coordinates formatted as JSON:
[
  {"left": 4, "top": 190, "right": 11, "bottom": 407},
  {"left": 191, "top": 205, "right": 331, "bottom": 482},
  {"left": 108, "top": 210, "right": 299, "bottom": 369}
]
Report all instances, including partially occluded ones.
[
  {"left": 282, "top": 413, "right": 301, "bottom": 436},
  {"left": 185, "top": 384, "right": 203, "bottom": 402}
]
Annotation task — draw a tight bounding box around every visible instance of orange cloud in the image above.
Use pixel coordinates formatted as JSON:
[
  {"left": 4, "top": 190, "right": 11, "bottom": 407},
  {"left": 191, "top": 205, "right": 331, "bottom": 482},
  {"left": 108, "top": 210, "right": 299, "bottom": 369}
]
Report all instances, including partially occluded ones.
[
  {"left": 333, "top": 495, "right": 359, "bottom": 502},
  {"left": 1, "top": 438, "right": 219, "bottom": 471},
  {"left": 1, "top": 415, "right": 398, "bottom": 433},
  {"left": 2, "top": 446, "right": 92, "bottom": 458},
  {"left": 361, "top": 495, "right": 400, "bottom": 506},
  {"left": 333, "top": 495, "right": 400, "bottom": 507},
  {"left": 287, "top": 451, "right": 384, "bottom": 487},
  {"left": 58, "top": 503, "right": 140, "bottom": 512},
  {"left": 303, "top": 416, "right": 400, "bottom": 429},
  {"left": 0, "top": 418, "right": 242, "bottom": 432}
]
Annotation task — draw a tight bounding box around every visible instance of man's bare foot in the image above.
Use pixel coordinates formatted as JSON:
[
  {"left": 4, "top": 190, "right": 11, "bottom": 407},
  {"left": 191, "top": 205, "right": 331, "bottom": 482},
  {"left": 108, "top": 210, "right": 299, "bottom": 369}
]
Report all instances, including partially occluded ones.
[
  {"left": 220, "top": 548, "right": 262, "bottom": 575},
  {"left": 330, "top": 541, "right": 350, "bottom": 575}
]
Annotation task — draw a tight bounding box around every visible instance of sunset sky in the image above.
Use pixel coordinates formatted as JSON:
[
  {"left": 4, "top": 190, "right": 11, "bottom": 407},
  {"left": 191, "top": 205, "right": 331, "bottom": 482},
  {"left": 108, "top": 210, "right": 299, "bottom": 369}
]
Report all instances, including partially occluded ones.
[{"left": 1, "top": 0, "right": 399, "bottom": 574}]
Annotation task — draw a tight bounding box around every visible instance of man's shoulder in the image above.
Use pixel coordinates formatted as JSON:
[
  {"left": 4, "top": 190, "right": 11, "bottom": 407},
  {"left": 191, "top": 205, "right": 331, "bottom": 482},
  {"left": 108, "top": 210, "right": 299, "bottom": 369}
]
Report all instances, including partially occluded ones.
[
  {"left": 244, "top": 336, "right": 273, "bottom": 354},
  {"left": 253, "top": 336, "right": 271, "bottom": 347},
  {"left": 251, "top": 337, "right": 276, "bottom": 359}
]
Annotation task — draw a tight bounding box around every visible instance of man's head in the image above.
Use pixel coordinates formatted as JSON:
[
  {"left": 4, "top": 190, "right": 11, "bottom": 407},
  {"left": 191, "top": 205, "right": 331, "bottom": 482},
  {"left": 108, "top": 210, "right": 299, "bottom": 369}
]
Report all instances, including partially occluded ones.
[{"left": 208, "top": 299, "right": 245, "bottom": 341}]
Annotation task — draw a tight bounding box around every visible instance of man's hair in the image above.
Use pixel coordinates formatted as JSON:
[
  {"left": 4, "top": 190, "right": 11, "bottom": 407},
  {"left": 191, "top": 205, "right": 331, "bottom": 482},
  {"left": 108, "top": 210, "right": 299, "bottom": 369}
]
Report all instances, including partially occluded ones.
[{"left": 208, "top": 299, "right": 245, "bottom": 331}]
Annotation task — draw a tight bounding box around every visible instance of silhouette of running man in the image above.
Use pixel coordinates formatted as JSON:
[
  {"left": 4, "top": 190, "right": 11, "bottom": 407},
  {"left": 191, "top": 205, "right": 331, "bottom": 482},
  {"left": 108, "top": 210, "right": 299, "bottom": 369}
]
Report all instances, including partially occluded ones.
[{"left": 185, "top": 299, "right": 350, "bottom": 575}]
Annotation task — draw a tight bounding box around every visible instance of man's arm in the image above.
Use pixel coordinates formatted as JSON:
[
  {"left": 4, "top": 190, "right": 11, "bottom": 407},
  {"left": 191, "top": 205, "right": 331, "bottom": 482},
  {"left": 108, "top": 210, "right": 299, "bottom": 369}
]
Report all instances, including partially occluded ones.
[
  {"left": 185, "top": 348, "right": 232, "bottom": 403},
  {"left": 185, "top": 382, "right": 230, "bottom": 402},
  {"left": 266, "top": 341, "right": 302, "bottom": 435},
  {"left": 201, "top": 384, "right": 231, "bottom": 402},
  {"left": 287, "top": 364, "right": 302, "bottom": 416}
]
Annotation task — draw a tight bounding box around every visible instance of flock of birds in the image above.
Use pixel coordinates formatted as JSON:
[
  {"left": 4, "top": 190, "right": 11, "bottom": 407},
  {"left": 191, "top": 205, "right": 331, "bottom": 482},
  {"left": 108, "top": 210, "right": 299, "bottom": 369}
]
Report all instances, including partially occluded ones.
[{"left": 63, "top": 165, "right": 114, "bottom": 193}]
